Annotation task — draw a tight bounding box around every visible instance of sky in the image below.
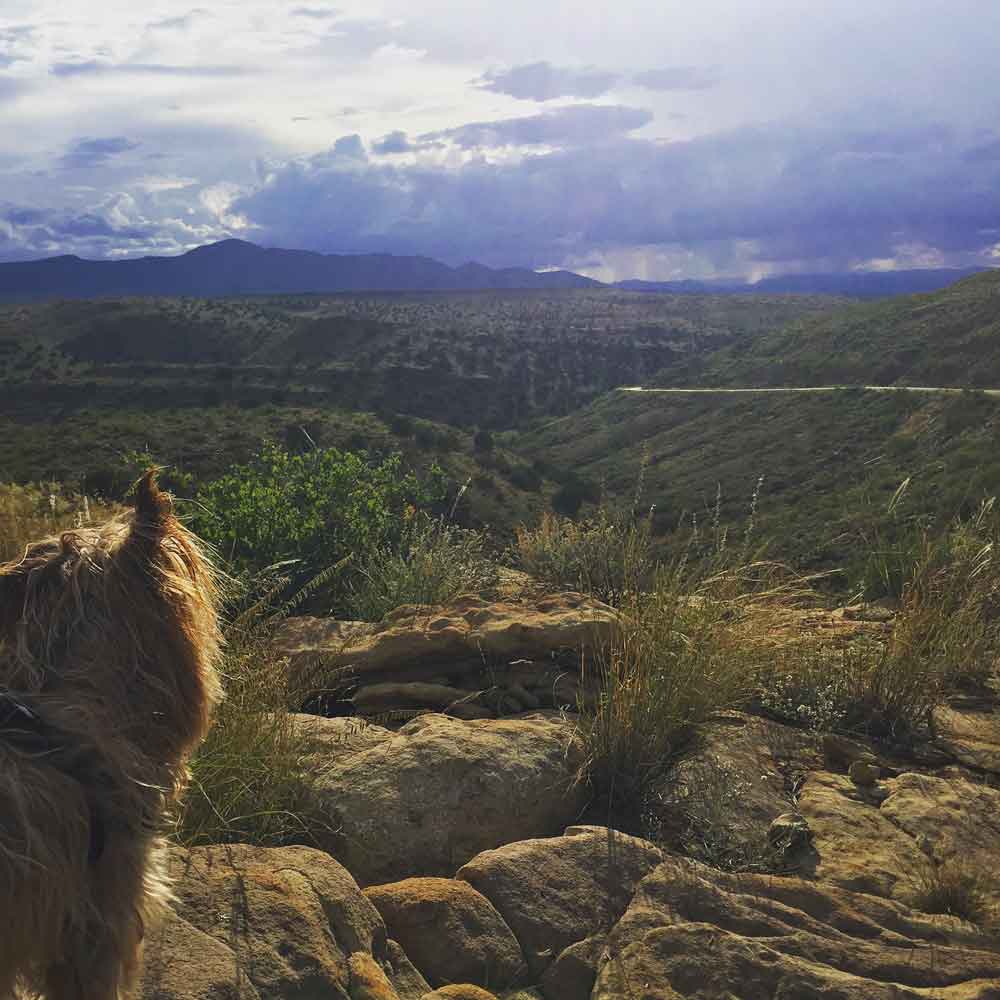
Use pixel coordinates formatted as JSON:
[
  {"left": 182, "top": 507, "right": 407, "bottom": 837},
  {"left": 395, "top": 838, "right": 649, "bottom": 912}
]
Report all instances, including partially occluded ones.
[{"left": 2, "top": 0, "right": 1000, "bottom": 280}]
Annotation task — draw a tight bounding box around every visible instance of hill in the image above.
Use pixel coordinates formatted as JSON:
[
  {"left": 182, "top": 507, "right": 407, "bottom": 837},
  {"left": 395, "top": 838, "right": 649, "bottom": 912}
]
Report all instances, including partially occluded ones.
[
  {"left": 518, "top": 273, "right": 1000, "bottom": 576},
  {"left": 0, "top": 239, "right": 599, "bottom": 301}
]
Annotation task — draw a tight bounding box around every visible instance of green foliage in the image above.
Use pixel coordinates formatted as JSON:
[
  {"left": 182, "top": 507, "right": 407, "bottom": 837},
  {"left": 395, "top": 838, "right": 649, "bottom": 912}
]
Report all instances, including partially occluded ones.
[
  {"left": 344, "top": 513, "right": 500, "bottom": 621},
  {"left": 190, "top": 442, "right": 446, "bottom": 578}
]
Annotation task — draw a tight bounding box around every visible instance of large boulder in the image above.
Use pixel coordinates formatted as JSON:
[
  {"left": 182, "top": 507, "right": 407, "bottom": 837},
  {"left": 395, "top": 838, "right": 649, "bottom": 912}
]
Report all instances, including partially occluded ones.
[
  {"left": 300, "top": 713, "right": 587, "bottom": 886},
  {"left": 364, "top": 877, "right": 527, "bottom": 990},
  {"left": 140, "top": 844, "right": 430, "bottom": 1000},
  {"left": 593, "top": 856, "right": 1000, "bottom": 998},
  {"left": 457, "top": 826, "right": 665, "bottom": 978},
  {"left": 934, "top": 695, "right": 1000, "bottom": 776}
]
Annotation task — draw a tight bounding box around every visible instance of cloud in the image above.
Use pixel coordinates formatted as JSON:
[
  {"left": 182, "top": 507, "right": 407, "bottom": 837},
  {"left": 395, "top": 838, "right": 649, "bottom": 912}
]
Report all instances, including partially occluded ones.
[
  {"left": 229, "top": 114, "right": 1000, "bottom": 277},
  {"left": 632, "top": 66, "right": 719, "bottom": 91},
  {"left": 476, "top": 62, "right": 620, "bottom": 101},
  {"left": 372, "top": 130, "right": 412, "bottom": 155},
  {"left": 51, "top": 60, "right": 249, "bottom": 78},
  {"left": 147, "top": 11, "right": 207, "bottom": 31},
  {"left": 60, "top": 136, "right": 140, "bottom": 169},
  {"left": 291, "top": 6, "right": 340, "bottom": 18},
  {"left": 421, "top": 104, "right": 653, "bottom": 149}
]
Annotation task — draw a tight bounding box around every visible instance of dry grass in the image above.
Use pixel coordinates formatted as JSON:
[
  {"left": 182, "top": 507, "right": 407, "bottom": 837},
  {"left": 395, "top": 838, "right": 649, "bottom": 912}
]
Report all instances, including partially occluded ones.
[
  {"left": 173, "top": 578, "right": 328, "bottom": 848},
  {"left": 0, "top": 483, "right": 119, "bottom": 563},
  {"left": 576, "top": 544, "right": 814, "bottom": 830},
  {"left": 908, "top": 858, "right": 998, "bottom": 929}
]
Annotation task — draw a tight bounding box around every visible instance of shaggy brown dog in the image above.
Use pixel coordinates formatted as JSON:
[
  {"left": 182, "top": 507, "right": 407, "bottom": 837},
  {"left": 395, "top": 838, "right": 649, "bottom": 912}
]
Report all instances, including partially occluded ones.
[{"left": 0, "top": 472, "right": 222, "bottom": 1000}]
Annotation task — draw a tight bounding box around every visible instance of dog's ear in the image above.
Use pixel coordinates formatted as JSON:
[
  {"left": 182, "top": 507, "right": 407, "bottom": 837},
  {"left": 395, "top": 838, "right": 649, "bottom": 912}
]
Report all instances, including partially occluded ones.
[{"left": 125, "top": 470, "right": 175, "bottom": 559}]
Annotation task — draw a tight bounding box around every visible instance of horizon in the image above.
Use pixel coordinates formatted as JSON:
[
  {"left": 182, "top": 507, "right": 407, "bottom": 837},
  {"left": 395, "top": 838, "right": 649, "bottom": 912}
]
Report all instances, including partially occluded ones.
[{"left": 2, "top": 2, "right": 1000, "bottom": 281}]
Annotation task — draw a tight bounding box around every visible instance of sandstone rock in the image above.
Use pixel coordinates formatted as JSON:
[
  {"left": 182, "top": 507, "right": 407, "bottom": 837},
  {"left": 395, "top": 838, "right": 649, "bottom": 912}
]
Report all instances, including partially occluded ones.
[
  {"left": 364, "top": 877, "right": 527, "bottom": 989},
  {"left": 768, "top": 812, "right": 812, "bottom": 851},
  {"left": 654, "top": 713, "right": 816, "bottom": 857},
  {"left": 141, "top": 845, "right": 421, "bottom": 1000},
  {"left": 306, "top": 713, "right": 586, "bottom": 885},
  {"left": 880, "top": 772, "right": 1000, "bottom": 908},
  {"left": 796, "top": 771, "right": 926, "bottom": 900},
  {"left": 457, "top": 826, "right": 664, "bottom": 978},
  {"left": 594, "top": 855, "right": 1000, "bottom": 998},
  {"left": 821, "top": 732, "right": 879, "bottom": 769},
  {"left": 421, "top": 987, "right": 498, "bottom": 1000},
  {"left": 848, "top": 759, "right": 881, "bottom": 786},
  {"left": 540, "top": 934, "right": 607, "bottom": 1000},
  {"left": 277, "top": 593, "right": 616, "bottom": 682},
  {"left": 935, "top": 699, "right": 1000, "bottom": 775},
  {"left": 349, "top": 952, "right": 403, "bottom": 1000}
]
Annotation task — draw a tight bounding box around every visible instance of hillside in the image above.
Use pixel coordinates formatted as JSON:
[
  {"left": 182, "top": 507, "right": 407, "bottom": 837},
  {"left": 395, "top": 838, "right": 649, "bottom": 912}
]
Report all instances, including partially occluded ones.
[
  {"left": 658, "top": 269, "right": 1000, "bottom": 388},
  {"left": 519, "top": 273, "right": 1000, "bottom": 576},
  {"left": 0, "top": 239, "right": 598, "bottom": 301}
]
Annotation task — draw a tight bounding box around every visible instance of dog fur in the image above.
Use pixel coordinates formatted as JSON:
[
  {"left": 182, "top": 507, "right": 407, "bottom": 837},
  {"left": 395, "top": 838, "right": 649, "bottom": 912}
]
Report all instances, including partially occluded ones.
[{"left": 0, "top": 472, "right": 222, "bottom": 1000}]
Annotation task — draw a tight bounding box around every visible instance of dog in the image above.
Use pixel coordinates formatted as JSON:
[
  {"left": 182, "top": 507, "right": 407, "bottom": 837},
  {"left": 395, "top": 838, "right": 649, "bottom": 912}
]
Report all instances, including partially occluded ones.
[{"left": 0, "top": 471, "right": 222, "bottom": 1000}]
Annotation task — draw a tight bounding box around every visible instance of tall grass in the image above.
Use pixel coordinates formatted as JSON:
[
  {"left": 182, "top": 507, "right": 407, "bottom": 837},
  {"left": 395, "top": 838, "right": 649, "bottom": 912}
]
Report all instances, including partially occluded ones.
[
  {"left": 174, "top": 571, "right": 332, "bottom": 847},
  {"left": 344, "top": 513, "right": 499, "bottom": 621},
  {"left": 577, "top": 530, "right": 812, "bottom": 830}
]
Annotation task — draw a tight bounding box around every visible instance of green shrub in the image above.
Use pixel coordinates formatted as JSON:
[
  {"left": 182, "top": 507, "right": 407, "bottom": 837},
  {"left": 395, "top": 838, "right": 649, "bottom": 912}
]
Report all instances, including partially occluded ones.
[
  {"left": 191, "top": 443, "right": 446, "bottom": 580},
  {"left": 344, "top": 513, "right": 499, "bottom": 621}
]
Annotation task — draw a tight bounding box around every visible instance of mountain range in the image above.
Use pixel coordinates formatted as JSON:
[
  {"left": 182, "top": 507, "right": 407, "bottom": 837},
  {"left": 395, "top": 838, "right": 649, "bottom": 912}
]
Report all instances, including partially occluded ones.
[{"left": 0, "top": 239, "right": 991, "bottom": 300}]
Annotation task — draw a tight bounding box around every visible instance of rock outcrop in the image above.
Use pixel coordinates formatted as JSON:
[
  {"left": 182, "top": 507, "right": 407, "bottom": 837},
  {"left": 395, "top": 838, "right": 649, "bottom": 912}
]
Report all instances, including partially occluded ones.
[{"left": 274, "top": 593, "right": 617, "bottom": 719}]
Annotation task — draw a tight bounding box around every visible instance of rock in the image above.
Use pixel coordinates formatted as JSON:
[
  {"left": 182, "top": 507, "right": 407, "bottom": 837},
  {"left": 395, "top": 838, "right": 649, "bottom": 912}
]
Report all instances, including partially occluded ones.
[
  {"left": 821, "top": 732, "right": 879, "bottom": 770},
  {"left": 796, "top": 771, "right": 927, "bottom": 900},
  {"left": 593, "top": 855, "right": 1000, "bottom": 998},
  {"left": 353, "top": 682, "right": 476, "bottom": 713},
  {"left": 457, "top": 826, "right": 664, "bottom": 978},
  {"left": 275, "top": 594, "right": 618, "bottom": 698},
  {"left": 880, "top": 772, "right": 1000, "bottom": 907},
  {"left": 768, "top": 812, "right": 812, "bottom": 851},
  {"left": 306, "top": 713, "right": 587, "bottom": 885},
  {"left": 364, "top": 878, "right": 527, "bottom": 989},
  {"left": 141, "top": 844, "right": 421, "bottom": 1000},
  {"left": 653, "top": 714, "right": 816, "bottom": 857},
  {"left": 421, "top": 988, "right": 498, "bottom": 1000},
  {"left": 934, "top": 699, "right": 1000, "bottom": 775},
  {"left": 848, "top": 759, "right": 881, "bottom": 786},
  {"left": 349, "top": 953, "right": 403, "bottom": 1000},
  {"left": 540, "top": 935, "right": 607, "bottom": 1000},
  {"left": 842, "top": 603, "right": 896, "bottom": 623}
]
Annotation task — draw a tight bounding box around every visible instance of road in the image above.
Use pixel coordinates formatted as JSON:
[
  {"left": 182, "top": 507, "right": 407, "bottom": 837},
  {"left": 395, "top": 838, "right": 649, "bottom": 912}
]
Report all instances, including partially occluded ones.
[{"left": 618, "top": 385, "right": 1000, "bottom": 396}]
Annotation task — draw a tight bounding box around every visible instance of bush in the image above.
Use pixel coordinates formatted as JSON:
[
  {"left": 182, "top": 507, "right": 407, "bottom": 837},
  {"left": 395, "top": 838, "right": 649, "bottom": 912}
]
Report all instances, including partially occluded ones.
[
  {"left": 576, "top": 547, "right": 807, "bottom": 832},
  {"left": 191, "top": 443, "right": 446, "bottom": 583},
  {"left": 516, "top": 507, "right": 656, "bottom": 606},
  {"left": 344, "top": 513, "right": 499, "bottom": 621}
]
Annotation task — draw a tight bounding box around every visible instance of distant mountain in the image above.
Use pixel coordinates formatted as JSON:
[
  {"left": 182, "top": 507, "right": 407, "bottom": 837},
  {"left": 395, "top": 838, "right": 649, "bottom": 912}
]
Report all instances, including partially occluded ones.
[
  {"left": 615, "top": 268, "right": 992, "bottom": 299},
  {"left": 0, "top": 239, "right": 600, "bottom": 301}
]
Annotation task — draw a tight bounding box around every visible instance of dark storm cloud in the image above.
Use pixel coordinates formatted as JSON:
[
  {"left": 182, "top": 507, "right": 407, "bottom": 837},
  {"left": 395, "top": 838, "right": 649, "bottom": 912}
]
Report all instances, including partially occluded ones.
[
  {"left": 476, "top": 62, "right": 620, "bottom": 101},
  {"left": 51, "top": 60, "right": 248, "bottom": 78},
  {"left": 372, "top": 130, "right": 413, "bottom": 154},
  {"left": 422, "top": 104, "right": 653, "bottom": 149},
  {"left": 232, "top": 117, "right": 1000, "bottom": 271},
  {"left": 60, "top": 136, "right": 140, "bottom": 169},
  {"left": 632, "top": 66, "right": 719, "bottom": 91}
]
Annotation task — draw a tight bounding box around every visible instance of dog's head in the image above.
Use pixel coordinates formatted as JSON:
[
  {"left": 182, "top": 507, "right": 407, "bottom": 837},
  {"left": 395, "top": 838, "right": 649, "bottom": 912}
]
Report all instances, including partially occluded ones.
[{"left": 0, "top": 472, "right": 222, "bottom": 762}]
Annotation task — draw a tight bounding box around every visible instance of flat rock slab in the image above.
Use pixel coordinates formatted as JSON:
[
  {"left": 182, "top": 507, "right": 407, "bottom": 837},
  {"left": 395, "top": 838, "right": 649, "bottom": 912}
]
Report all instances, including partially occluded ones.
[
  {"left": 275, "top": 593, "right": 618, "bottom": 693},
  {"left": 594, "top": 856, "right": 1000, "bottom": 998},
  {"left": 304, "top": 713, "right": 587, "bottom": 886},
  {"left": 796, "top": 771, "right": 926, "bottom": 901}
]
